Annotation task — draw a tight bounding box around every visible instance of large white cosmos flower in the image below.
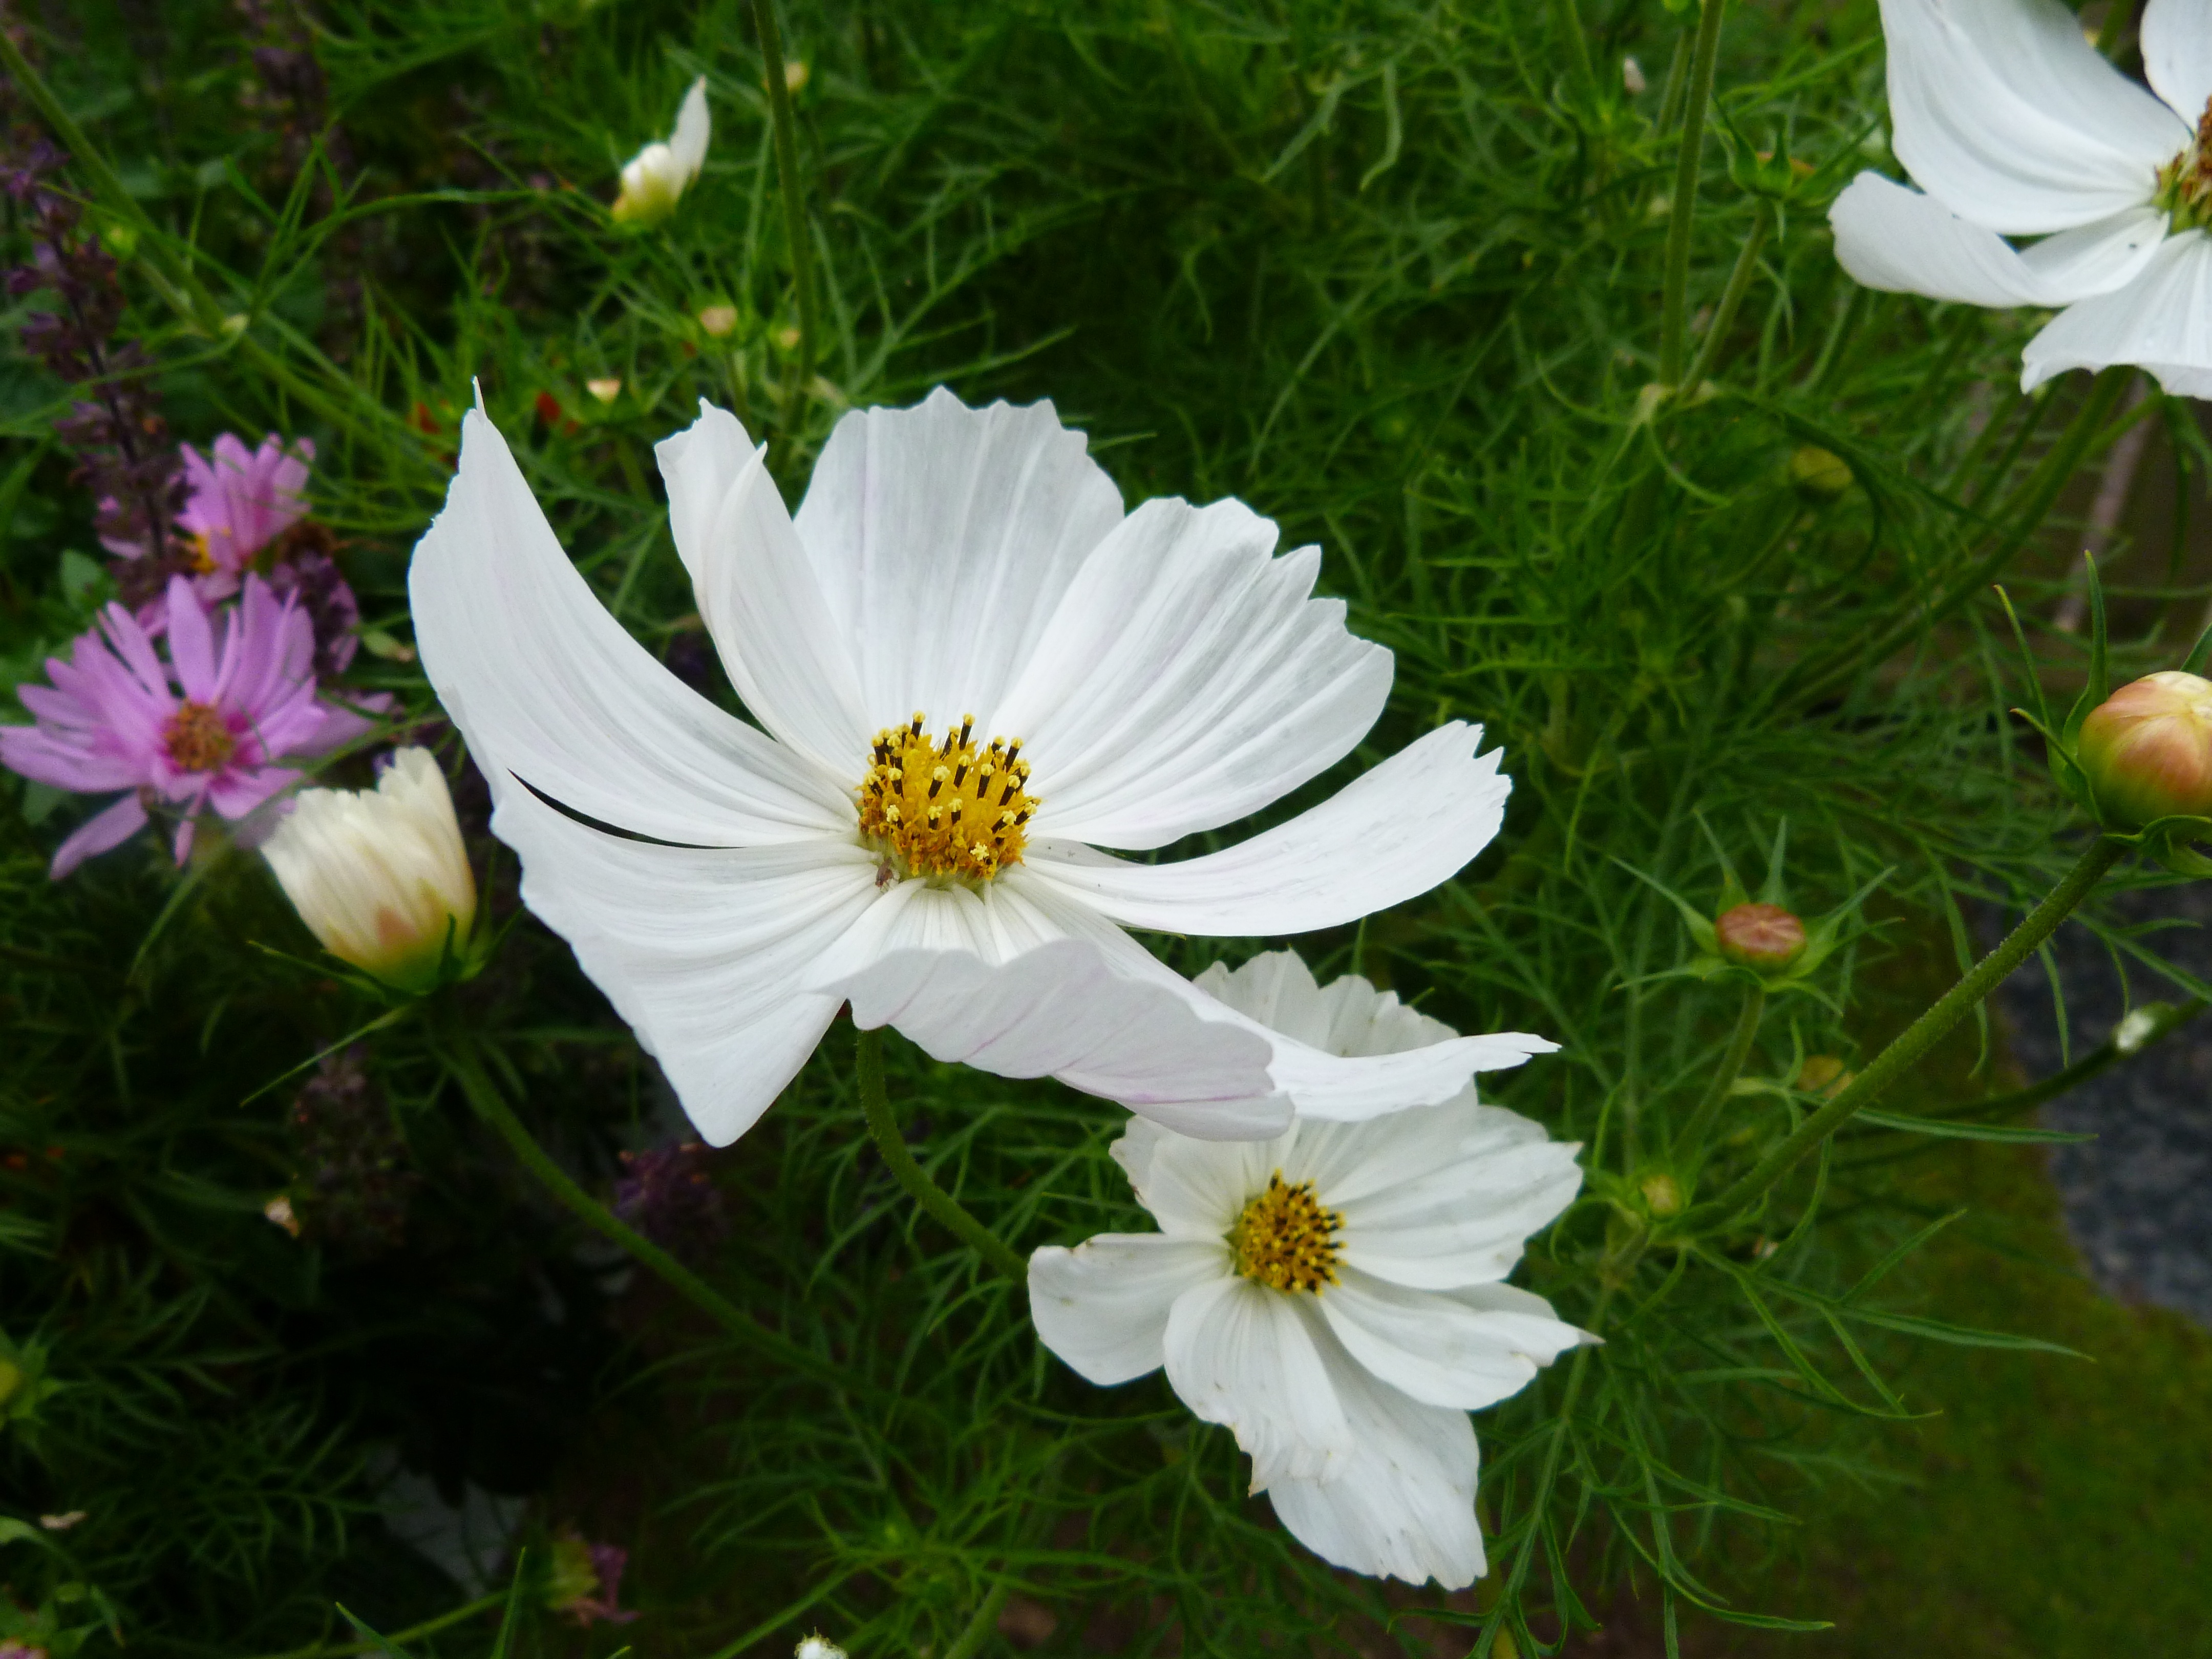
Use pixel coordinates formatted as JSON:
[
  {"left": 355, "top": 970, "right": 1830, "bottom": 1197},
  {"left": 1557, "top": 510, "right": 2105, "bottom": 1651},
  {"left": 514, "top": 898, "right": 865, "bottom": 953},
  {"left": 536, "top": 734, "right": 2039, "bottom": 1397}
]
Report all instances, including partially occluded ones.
[
  {"left": 1028, "top": 951, "right": 1585, "bottom": 1589},
  {"left": 1830, "top": 0, "right": 2212, "bottom": 394},
  {"left": 409, "top": 390, "right": 1551, "bottom": 1146}
]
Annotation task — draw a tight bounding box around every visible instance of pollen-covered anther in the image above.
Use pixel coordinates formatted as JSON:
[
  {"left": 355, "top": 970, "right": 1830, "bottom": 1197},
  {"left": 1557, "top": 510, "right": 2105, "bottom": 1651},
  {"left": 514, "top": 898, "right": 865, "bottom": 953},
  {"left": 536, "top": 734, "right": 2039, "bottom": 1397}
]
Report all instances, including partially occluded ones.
[
  {"left": 1231, "top": 1172, "right": 1344, "bottom": 1295},
  {"left": 2156, "top": 98, "right": 2212, "bottom": 227},
  {"left": 856, "top": 711, "right": 1037, "bottom": 884},
  {"left": 162, "top": 700, "right": 238, "bottom": 772}
]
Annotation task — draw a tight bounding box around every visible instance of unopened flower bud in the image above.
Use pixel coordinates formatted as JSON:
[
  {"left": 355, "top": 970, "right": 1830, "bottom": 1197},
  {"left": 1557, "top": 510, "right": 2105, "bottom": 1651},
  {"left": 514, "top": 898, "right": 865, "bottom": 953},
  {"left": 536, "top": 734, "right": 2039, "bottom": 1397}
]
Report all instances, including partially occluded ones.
[
  {"left": 1789, "top": 444, "right": 1853, "bottom": 504},
  {"left": 1715, "top": 902, "right": 1806, "bottom": 970},
  {"left": 796, "top": 1638, "right": 849, "bottom": 1659},
  {"left": 612, "top": 78, "right": 710, "bottom": 226},
  {"left": 262, "top": 749, "right": 477, "bottom": 994},
  {"left": 2076, "top": 671, "right": 2212, "bottom": 827},
  {"left": 1639, "top": 1172, "right": 1683, "bottom": 1217}
]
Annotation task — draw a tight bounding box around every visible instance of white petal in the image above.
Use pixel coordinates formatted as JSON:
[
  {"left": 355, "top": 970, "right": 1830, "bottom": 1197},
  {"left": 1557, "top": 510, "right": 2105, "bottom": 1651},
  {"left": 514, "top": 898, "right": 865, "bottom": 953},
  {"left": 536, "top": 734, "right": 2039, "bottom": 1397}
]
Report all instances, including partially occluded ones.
[
  {"left": 1265, "top": 1338, "right": 1484, "bottom": 1589},
  {"left": 998, "top": 499, "right": 1392, "bottom": 850},
  {"left": 409, "top": 407, "right": 850, "bottom": 844},
  {"left": 1880, "top": 0, "right": 2184, "bottom": 233},
  {"left": 1832, "top": 173, "right": 2165, "bottom": 305},
  {"left": 833, "top": 939, "right": 1289, "bottom": 1139},
  {"left": 1195, "top": 951, "right": 1459, "bottom": 1056},
  {"left": 2023, "top": 231, "right": 2212, "bottom": 395},
  {"left": 1318, "top": 1268, "right": 1581, "bottom": 1411},
  {"left": 487, "top": 781, "right": 878, "bottom": 1144},
  {"left": 1162, "top": 1277, "right": 1352, "bottom": 1483},
  {"left": 2143, "top": 0, "right": 2212, "bottom": 122},
  {"left": 792, "top": 388, "right": 1124, "bottom": 731},
  {"left": 1336, "top": 1135, "right": 1586, "bottom": 1290},
  {"left": 1027, "top": 1236, "right": 1226, "bottom": 1385},
  {"left": 653, "top": 403, "right": 871, "bottom": 774},
  {"left": 669, "top": 76, "right": 711, "bottom": 182},
  {"left": 1019, "top": 722, "right": 1508, "bottom": 937},
  {"left": 1112, "top": 1115, "right": 1291, "bottom": 1239}
]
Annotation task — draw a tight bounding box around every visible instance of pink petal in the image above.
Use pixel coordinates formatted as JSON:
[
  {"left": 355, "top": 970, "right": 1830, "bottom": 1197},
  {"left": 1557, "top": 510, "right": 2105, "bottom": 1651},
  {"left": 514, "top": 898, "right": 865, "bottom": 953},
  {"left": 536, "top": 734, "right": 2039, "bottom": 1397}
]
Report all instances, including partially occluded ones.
[{"left": 49, "top": 793, "right": 148, "bottom": 878}]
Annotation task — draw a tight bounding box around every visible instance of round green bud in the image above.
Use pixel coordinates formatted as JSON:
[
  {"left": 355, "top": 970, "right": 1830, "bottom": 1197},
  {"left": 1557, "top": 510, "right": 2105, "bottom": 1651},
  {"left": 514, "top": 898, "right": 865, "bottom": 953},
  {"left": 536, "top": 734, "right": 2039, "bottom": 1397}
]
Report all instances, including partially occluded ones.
[
  {"left": 1789, "top": 444, "right": 1853, "bottom": 504},
  {"left": 2077, "top": 671, "right": 2212, "bottom": 827}
]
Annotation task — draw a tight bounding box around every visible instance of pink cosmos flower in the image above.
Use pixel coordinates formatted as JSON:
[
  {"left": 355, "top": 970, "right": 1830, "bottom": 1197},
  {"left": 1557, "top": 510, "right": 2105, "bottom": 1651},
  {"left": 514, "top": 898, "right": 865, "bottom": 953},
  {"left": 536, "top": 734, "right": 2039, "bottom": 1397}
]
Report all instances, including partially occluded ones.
[
  {"left": 174, "top": 433, "right": 314, "bottom": 595},
  {"left": 1, "top": 575, "right": 380, "bottom": 878}
]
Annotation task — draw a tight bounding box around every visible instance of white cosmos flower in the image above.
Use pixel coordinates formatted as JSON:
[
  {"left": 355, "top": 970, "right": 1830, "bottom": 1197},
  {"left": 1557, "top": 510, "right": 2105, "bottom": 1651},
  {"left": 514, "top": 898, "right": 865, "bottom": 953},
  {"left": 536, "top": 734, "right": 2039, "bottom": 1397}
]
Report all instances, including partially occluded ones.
[
  {"left": 611, "top": 77, "right": 710, "bottom": 226},
  {"left": 408, "top": 389, "right": 1553, "bottom": 1145},
  {"left": 1027, "top": 951, "right": 1586, "bottom": 1590},
  {"left": 1830, "top": 0, "right": 2212, "bottom": 395}
]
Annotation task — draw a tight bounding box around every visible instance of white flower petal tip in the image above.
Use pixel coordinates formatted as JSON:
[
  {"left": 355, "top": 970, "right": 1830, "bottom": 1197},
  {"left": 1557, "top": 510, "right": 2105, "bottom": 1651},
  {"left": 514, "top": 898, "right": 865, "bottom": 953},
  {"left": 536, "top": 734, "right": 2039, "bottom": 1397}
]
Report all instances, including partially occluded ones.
[
  {"left": 611, "top": 76, "right": 711, "bottom": 225},
  {"left": 1830, "top": 173, "right": 2163, "bottom": 306},
  {"left": 832, "top": 940, "right": 1289, "bottom": 1140},
  {"left": 1025, "top": 948, "right": 1578, "bottom": 1589}
]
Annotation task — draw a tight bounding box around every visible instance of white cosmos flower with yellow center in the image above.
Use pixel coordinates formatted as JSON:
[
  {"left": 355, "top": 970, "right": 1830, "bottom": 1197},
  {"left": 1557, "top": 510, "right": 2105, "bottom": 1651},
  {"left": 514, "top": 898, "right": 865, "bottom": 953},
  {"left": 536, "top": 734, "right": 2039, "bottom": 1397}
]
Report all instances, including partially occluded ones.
[
  {"left": 1027, "top": 951, "right": 1586, "bottom": 1589},
  {"left": 1831, "top": 0, "right": 2212, "bottom": 395},
  {"left": 408, "top": 390, "right": 1552, "bottom": 1145}
]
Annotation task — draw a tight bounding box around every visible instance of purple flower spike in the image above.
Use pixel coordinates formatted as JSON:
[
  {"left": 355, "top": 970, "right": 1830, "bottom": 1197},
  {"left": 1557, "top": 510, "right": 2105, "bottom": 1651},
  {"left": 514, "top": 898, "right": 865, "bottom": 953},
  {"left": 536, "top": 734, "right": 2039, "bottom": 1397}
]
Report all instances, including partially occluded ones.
[
  {"left": 177, "top": 433, "right": 314, "bottom": 595},
  {"left": 611, "top": 1141, "right": 729, "bottom": 1264},
  {"left": 0, "top": 576, "right": 382, "bottom": 878}
]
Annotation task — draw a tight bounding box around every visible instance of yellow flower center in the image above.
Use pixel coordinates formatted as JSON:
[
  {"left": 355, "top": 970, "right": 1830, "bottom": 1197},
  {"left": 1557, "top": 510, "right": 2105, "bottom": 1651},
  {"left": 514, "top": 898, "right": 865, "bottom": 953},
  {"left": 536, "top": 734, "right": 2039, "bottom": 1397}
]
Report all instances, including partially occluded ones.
[
  {"left": 2155, "top": 99, "right": 2212, "bottom": 230},
  {"left": 184, "top": 533, "right": 218, "bottom": 575},
  {"left": 1230, "top": 1172, "right": 1344, "bottom": 1294},
  {"left": 856, "top": 712, "right": 1037, "bottom": 886},
  {"left": 162, "top": 699, "right": 236, "bottom": 772}
]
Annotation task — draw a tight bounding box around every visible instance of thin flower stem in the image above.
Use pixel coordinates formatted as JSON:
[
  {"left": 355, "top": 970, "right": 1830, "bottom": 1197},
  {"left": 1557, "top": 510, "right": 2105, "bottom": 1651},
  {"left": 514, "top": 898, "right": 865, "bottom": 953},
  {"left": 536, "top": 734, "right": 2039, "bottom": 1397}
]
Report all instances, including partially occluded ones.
[
  {"left": 239, "top": 1592, "right": 506, "bottom": 1659},
  {"left": 1673, "top": 985, "right": 1763, "bottom": 1159},
  {"left": 1935, "top": 996, "right": 2205, "bottom": 1122},
  {"left": 944, "top": 1580, "right": 1015, "bottom": 1659},
  {"left": 855, "top": 1025, "right": 1028, "bottom": 1282},
  {"left": 1548, "top": 0, "right": 1600, "bottom": 114},
  {"left": 750, "top": 0, "right": 819, "bottom": 421},
  {"left": 1657, "top": 0, "right": 1730, "bottom": 387},
  {"left": 1679, "top": 205, "right": 1771, "bottom": 395},
  {"left": 435, "top": 1019, "right": 868, "bottom": 1396},
  {"left": 1676, "top": 836, "right": 2125, "bottom": 1232}
]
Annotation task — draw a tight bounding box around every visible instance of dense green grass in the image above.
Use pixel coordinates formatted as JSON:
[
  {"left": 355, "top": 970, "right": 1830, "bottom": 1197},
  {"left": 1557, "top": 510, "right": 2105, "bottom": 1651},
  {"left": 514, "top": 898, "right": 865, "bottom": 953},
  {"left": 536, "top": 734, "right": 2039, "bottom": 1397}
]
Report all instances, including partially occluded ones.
[{"left": 3, "top": 0, "right": 2207, "bottom": 1653}]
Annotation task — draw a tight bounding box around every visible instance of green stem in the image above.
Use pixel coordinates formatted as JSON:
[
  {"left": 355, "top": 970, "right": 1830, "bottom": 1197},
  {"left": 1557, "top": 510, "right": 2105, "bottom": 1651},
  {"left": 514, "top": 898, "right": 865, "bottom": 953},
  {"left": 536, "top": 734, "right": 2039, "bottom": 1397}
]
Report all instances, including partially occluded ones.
[
  {"left": 1673, "top": 985, "right": 1764, "bottom": 1159},
  {"left": 944, "top": 1581, "right": 1015, "bottom": 1659},
  {"left": 1548, "top": 0, "right": 1601, "bottom": 113},
  {"left": 1657, "top": 0, "right": 1729, "bottom": 386},
  {"left": 1679, "top": 205, "right": 1770, "bottom": 394},
  {"left": 2095, "top": 0, "right": 2137, "bottom": 56},
  {"left": 1677, "top": 836, "right": 2124, "bottom": 1231},
  {"left": 1937, "top": 996, "right": 2205, "bottom": 1122},
  {"left": 750, "top": 0, "right": 819, "bottom": 421},
  {"left": 436, "top": 1020, "right": 867, "bottom": 1396},
  {"left": 856, "top": 1026, "right": 1028, "bottom": 1282}
]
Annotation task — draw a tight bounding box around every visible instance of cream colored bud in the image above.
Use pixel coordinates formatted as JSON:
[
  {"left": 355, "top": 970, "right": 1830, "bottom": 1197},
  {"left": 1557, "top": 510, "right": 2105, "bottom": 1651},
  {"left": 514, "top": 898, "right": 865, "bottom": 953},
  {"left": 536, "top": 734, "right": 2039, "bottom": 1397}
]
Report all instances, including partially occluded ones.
[
  {"left": 697, "top": 303, "right": 739, "bottom": 337},
  {"left": 586, "top": 376, "right": 623, "bottom": 403},
  {"left": 2077, "top": 671, "right": 2212, "bottom": 827},
  {"left": 612, "top": 77, "right": 710, "bottom": 226},
  {"left": 1714, "top": 902, "right": 1806, "bottom": 970},
  {"left": 262, "top": 749, "right": 477, "bottom": 994}
]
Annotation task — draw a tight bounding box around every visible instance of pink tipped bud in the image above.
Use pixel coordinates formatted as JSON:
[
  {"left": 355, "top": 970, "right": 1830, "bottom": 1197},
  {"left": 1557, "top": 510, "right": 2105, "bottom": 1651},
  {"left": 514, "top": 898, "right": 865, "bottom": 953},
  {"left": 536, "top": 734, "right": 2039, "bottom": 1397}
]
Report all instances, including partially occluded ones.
[
  {"left": 1715, "top": 902, "right": 1806, "bottom": 970},
  {"left": 2077, "top": 671, "right": 2212, "bottom": 827}
]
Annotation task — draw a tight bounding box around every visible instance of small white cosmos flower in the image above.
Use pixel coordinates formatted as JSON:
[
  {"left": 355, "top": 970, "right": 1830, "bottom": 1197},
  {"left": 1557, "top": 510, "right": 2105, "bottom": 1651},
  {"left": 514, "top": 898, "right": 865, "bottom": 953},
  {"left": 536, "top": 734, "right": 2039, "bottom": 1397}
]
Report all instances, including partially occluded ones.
[
  {"left": 611, "top": 77, "right": 710, "bottom": 227},
  {"left": 262, "top": 748, "right": 478, "bottom": 994},
  {"left": 408, "top": 390, "right": 1551, "bottom": 1146},
  {"left": 1027, "top": 951, "right": 1586, "bottom": 1590},
  {"left": 794, "top": 1637, "right": 847, "bottom": 1659},
  {"left": 1831, "top": 0, "right": 2212, "bottom": 395}
]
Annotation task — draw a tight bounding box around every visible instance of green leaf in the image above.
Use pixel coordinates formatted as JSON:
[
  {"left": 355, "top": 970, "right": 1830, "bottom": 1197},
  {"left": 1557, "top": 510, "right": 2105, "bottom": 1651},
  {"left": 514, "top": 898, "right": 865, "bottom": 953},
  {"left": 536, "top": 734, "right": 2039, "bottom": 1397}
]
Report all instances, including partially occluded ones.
[{"left": 1851, "top": 1108, "right": 2094, "bottom": 1144}]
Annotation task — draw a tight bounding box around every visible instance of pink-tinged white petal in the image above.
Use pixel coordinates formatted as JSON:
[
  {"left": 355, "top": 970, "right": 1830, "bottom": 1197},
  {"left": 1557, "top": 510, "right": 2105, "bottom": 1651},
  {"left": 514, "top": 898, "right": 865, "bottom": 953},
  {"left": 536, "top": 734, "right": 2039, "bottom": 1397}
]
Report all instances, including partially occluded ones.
[
  {"left": 1020, "top": 722, "right": 1508, "bottom": 937},
  {"left": 653, "top": 403, "right": 871, "bottom": 772},
  {"left": 47, "top": 794, "right": 148, "bottom": 879},
  {"left": 1163, "top": 1275, "right": 1352, "bottom": 1483},
  {"left": 410, "top": 405, "right": 853, "bottom": 845},
  {"left": 1317, "top": 1268, "right": 1582, "bottom": 1412},
  {"left": 1027, "top": 1235, "right": 1226, "bottom": 1385},
  {"left": 1264, "top": 1337, "right": 1484, "bottom": 1589},
  {"left": 998, "top": 497, "right": 1391, "bottom": 850},
  {"left": 2023, "top": 231, "right": 2212, "bottom": 395},
  {"left": 2142, "top": 0, "right": 2212, "bottom": 124},
  {"left": 792, "top": 389, "right": 1125, "bottom": 729},
  {"left": 1832, "top": 174, "right": 2165, "bottom": 305},
  {"left": 1879, "top": 0, "right": 2186, "bottom": 233},
  {"left": 834, "top": 939, "right": 1288, "bottom": 1139}
]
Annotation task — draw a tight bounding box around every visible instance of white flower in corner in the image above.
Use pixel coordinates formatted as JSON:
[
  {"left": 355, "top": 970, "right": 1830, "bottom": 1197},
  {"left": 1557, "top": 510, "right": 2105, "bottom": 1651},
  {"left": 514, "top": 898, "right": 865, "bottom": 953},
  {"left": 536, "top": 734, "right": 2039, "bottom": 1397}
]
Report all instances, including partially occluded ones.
[
  {"left": 1027, "top": 951, "right": 1586, "bottom": 1590},
  {"left": 262, "top": 748, "right": 478, "bottom": 994},
  {"left": 794, "top": 1637, "right": 847, "bottom": 1659},
  {"left": 408, "top": 389, "right": 1553, "bottom": 1146},
  {"left": 612, "top": 77, "right": 710, "bottom": 226},
  {"left": 1831, "top": 0, "right": 2212, "bottom": 395}
]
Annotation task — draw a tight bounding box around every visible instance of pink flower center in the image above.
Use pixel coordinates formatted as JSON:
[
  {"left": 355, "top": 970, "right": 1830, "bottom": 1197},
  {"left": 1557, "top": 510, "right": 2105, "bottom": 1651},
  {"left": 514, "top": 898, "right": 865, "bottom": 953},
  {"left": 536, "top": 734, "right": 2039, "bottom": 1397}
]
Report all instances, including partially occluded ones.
[{"left": 163, "top": 700, "right": 237, "bottom": 773}]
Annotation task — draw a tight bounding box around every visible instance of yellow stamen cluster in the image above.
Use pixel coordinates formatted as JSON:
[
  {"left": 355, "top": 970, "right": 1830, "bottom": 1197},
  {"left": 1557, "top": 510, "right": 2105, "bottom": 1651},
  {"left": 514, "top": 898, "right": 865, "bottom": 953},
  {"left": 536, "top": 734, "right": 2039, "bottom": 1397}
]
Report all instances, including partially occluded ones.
[
  {"left": 1230, "top": 1172, "right": 1344, "bottom": 1295},
  {"left": 162, "top": 700, "right": 237, "bottom": 772},
  {"left": 2156, "top": 99, "right": 2212, "bottom": 230},
  {"left": 184, "top": 533, "right": 218, "bottom": 576},
  {"left": 856, "top": 712, "right": 1036, "bottom": 885}
]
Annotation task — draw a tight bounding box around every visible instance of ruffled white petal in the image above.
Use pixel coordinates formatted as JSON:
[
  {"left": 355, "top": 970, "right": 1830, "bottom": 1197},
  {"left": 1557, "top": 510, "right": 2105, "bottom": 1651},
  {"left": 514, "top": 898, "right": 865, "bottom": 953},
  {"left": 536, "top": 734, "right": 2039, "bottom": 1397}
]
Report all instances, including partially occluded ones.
[
  {"left": 1163, "top": 1277, "right": 1351, "bottom": 1483},
  {"left": 485, "top": 780, "right": 878, "bottom": 1145},
  {"left": 669, "top": 76, "right": 711, "bottom": 182},
  {"left": 998, "top": 499, "right": 1392, "bottom": 850},
  {"left": 1334, "top": 1133, "right": 1586, "bottom": 1290},
  {"left": 409, "top": 406, "right": 850, "bottom": 845},
  {"left": 654, "top": 403, "right": 871, "bottom": 774},
  {"left": 1317, "top": 1269, "right": 1581, "bottom": 1411},
  {"left": 1880, "top": 0, "right": 2185, "bottom": 233},
  {"left": 2023, "top": 230, "right": 2212, "bottom": 395},
  {"left": 792, "top": 389, "right": 1124, "bottom": 731},
  {"left": 1111, "top": 1116, "right": 1284, "bottom": 1239},
  {"left": 1832, "top": 173, "right": 2166, "bottom": 305},
  {"left": 1027, "top": 1235, "right": 1226, "bottom": 1385},
  {"left": 834, "top": 939, "right": 1288, "bottom": 1139},
  {"left": 2143, "top": 0, "right": 2212, "bottom": 123},
  {"left": 1019, "top": 722, "right": 1509, "bottom": 937},
  {"left": 1263, "top": 1335, "right": 1484, "bottom": 1589},
  {"left": 1193, "top": 951, "right": 1457, "bottom": 1057}
]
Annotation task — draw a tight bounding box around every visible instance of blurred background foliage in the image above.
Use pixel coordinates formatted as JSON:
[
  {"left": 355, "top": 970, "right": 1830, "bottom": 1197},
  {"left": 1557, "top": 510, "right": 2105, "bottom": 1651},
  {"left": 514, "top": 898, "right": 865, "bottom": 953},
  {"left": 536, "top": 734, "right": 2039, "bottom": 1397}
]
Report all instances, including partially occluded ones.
[{"left": 2, "top": 0, "right": 2209, "bottom": 1653}]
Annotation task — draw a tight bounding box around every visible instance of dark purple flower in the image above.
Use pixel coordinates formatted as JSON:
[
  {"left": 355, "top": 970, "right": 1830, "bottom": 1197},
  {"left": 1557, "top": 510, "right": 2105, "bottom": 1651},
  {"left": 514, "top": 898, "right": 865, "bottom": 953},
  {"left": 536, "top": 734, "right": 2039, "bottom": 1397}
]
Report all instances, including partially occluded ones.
[{"left": 611, "top": 1141, "right": 728, "bottom": 1263}]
